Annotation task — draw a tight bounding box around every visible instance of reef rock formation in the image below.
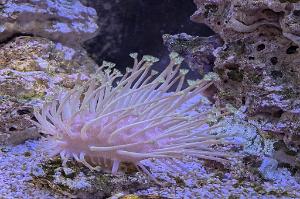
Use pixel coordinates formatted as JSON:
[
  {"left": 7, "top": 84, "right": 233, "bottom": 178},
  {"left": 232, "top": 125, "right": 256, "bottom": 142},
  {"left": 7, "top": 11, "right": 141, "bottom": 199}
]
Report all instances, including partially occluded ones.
[
  {"left": 0, "top": 36, "right": 97, "bottom": 145},
  {"left": 0, "top": 0, "right": 99, "bottom": 145},
  {"left": 0, "top": 0, "right": 98, "bottom": 45},
  {"left": 165, "top": 0, "right": 300, "bottom": 165},
  {"left": 32, "top": 157, "right": 150, "bottom": 199},
  {"left": 163, "top": 33, "right": 223, "bottom": 77}
]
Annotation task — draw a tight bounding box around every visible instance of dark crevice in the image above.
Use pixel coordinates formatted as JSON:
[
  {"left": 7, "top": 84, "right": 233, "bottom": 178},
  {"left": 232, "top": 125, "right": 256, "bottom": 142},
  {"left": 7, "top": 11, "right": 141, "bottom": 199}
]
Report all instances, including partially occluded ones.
[
  {"left": 8, "top": 127, "right": 17, "bottom": 131},
  {"left": 271, "top": 70, "right": 283, "bottom": 79},
  {"left": 286, "top": 45, "right": 299, "bottom": 54},
  {"left": 256, "top": 44, "right": 265, "bottom": 51},
  {"left": 0, "top": 33, "right": 34, "bottom": 46},
  {"left": 31, "top": 116, "right": 38, "bottom": 123},
  {"left": 17, "top": 109, "right": 31, "bottom": 115},
  {"left": 270, "top": 57, "right": 278, "bottom": 65},
  {"left": 252, "top": 107, "right": 284, "bottom": 118},
  {"left": 273, "top": 109, "right": 284, "bottom": 118}
]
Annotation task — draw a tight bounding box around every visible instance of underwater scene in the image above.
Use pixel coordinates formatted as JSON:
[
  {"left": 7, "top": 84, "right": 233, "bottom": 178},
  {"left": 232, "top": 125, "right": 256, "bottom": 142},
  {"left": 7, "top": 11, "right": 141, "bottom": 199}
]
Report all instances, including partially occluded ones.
[{"left": 0, "top": 0, "right": 300, "bottom": 198}]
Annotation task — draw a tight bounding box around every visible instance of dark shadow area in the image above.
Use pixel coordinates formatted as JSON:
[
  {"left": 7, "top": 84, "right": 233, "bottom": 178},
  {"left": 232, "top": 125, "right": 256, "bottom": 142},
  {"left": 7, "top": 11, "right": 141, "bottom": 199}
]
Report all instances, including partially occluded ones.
[{"left": 83, "top": 0, "right": 214, "bottom": 74}]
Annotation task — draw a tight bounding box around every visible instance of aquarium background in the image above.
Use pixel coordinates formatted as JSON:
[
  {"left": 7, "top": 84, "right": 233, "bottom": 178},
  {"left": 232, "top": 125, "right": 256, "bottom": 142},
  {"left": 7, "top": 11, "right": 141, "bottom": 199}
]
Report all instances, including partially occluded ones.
[
  {"left": 83, "top": 0, "right": 214, "bottom": 71},
  {"left": 0, "top": 0, "right": 300, "bottom": 198}
]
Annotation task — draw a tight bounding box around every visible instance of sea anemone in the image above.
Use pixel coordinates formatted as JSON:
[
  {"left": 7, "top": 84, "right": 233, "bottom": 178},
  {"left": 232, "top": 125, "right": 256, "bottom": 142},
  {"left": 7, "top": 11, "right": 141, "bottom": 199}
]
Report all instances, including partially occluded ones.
[{"left": 33, "top": 52, "right": 229, "bottom": 181}]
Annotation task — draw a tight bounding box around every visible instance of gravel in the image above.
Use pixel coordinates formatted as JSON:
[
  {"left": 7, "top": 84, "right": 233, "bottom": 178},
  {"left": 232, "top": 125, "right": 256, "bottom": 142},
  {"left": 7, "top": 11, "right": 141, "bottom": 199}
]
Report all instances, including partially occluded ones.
[{"left": 0, "top": 140, "right": 62, "bottom": 199}]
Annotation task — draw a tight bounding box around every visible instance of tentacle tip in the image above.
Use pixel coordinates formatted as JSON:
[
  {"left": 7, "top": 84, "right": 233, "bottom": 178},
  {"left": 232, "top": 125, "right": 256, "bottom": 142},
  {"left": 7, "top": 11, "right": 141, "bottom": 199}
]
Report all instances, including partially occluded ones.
[
  {"left": 169, "top": 52, "right": 179, "bottom": 59},
  {"left": 203, "top": 72, "right": 221, "bottom": 81},
  {"left": 129, "top": 52, "right": 138, "bottom": 59},
  {"left": 89, "top": 146, "right": 97, "bottom": 151},
  {"left": 93, "top": 166, "right": 102, "bottom": 172},
  {"left": 142, "top": 55, "right": 160, "bottom": 63},
  {"left": 102, "top": 60, "right": 116, "bottom": 68},
  {"left": 179, "top": 69, "right": 189, "bottom": 75}
]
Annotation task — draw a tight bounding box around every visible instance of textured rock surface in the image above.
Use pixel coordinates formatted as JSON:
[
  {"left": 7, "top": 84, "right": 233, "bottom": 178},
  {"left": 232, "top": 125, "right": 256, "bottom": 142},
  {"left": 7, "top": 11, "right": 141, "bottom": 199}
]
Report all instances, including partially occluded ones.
[
  {"left": 0, "top": 36, "right": 97, "bottom": 145},
  {"left": 163, "top": 33, "right": 223, "bottom": 77},
  {"left": 0, "top": 97, "right": 39, "bottom": 145},
  {"left": 0, "top": 0, "right": 98, "bottom": 45},
  {"left": 33, "top": 157, "right": 151, "bottom": 198},
  {"left": 165, "top": 0, "right": 300, "bottom": 165},
  {"left": 0, "top": 36, "right": 96, "bottom": 75},
  {"left": 163, "top": 33, "right": 222, "bottom": 102}
]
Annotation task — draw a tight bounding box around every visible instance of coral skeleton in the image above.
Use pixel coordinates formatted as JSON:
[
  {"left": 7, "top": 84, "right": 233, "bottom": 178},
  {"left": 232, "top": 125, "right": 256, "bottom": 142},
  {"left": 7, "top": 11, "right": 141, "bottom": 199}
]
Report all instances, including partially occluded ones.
[{"left": 33, "top": 52, "right": 229, "bottom": 182}]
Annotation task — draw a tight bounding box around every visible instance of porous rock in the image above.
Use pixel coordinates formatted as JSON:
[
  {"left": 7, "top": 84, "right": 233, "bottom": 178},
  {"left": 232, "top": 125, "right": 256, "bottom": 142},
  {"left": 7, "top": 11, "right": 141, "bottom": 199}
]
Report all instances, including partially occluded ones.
[
  {"left": 0, "top": 0, "right": 98, "bottom": 46},
  {"left": 165, "top": 0, "right": 300, "bottom": 166}
]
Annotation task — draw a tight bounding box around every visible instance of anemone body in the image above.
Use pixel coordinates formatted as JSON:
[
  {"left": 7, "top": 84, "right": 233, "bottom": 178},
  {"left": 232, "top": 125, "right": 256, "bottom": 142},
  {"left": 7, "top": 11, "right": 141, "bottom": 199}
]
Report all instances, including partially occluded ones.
[{"left": 34, "top": 53, "right": 227, "bottom": 178}]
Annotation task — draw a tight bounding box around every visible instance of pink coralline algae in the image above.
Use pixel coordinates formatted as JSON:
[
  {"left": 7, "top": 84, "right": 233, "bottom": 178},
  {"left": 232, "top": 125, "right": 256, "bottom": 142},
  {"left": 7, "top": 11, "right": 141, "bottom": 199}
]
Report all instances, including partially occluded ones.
[{"left": 33, "top": 52, "right": 229, "bottom": 181}]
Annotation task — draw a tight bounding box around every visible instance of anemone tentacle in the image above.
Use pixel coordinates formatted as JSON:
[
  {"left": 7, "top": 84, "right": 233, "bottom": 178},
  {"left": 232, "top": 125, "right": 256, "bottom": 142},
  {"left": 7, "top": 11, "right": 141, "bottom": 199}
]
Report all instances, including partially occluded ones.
[{"left": 34, "top": 52, "right": 228, "bottom": 180}]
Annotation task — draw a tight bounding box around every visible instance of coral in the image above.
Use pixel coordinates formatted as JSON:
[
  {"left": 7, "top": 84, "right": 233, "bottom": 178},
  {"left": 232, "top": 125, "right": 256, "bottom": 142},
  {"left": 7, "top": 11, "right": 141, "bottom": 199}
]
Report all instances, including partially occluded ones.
[{"left": 33, "top": 52, "right": 229, "bottom": 182}]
